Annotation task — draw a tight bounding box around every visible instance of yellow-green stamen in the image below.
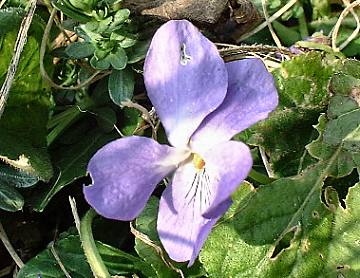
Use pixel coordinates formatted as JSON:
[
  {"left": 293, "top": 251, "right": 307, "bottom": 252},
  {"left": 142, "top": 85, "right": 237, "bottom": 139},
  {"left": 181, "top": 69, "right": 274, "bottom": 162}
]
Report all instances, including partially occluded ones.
[{"left": 192, "top": 153, "right": 205, "bottom": 170}]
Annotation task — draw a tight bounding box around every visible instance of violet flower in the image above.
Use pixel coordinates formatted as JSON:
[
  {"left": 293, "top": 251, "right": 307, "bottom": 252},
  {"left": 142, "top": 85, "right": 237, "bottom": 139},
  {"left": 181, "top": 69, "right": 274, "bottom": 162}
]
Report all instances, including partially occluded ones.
[{"left": 84, "top": 20, "right": 278, "bottom": 265}]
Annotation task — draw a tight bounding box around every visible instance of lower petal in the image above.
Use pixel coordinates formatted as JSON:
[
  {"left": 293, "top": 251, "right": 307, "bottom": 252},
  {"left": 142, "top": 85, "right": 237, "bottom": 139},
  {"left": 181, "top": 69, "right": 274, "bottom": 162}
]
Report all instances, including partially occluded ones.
[
  {"left": 201, "top": 140, "right": 253, "bottom": 217},
  {"left": 157, "top": 140, "right": 252, "bottom": 263},
  {"left": 84, "top": 136, "right": 188, "bottom": 221},
  {"left": 169, "top": 140, "right": 252, "bottom": 217},
  {"left": 188, "top": 199, "right": 232, "bottom": 266},
  {"left": 157, "top": 183, "right": 231, "bottom": 265}
]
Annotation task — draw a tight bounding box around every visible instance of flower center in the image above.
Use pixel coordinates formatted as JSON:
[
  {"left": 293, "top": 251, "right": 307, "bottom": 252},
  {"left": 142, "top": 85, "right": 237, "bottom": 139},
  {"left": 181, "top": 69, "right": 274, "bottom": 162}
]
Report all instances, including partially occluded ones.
[{"left": 192, "top": 153, "right": 205, "bottom": 170}]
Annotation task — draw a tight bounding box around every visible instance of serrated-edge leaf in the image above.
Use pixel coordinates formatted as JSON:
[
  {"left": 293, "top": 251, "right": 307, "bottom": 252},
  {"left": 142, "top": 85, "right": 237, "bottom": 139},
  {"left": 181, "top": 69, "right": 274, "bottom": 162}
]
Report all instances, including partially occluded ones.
[
  {"left": 201, "top": 148, "right": 344, "bottom": 277},
  {"left": 323, "top": 181, "right": 360, "bottom": 277}
]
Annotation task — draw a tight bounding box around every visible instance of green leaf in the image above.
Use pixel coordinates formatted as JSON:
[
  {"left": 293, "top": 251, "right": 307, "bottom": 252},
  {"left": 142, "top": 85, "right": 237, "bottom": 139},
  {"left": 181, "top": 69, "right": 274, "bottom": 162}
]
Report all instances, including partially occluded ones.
[
  {"left": 97, "top": 17, "right": 113, "bottom": 33},
  {"left": 244, "top": 52, "right": 341, "bottom": 177},
  {"left": 0, "top": 164, "right": 38, "bottom": 188},
  {"left": 111, "top": 9, "right": 130, "bottom": 27},
  {"left": 127, "top": 40, "right": 150, "bottom": 64},
  {"left": 68, "top": 0, "right": 97, "bottom": 13},
  {"left": 0, "top": 7, "right": 24, "bottom": 35},
  {"left": 92, "top": 107, "right": 117, "bottom": 132},
  {"left": 108, "top": 68, "right": 134, "bottom": 105},
  {"left": 109, "top": 47, "right": 128, "bottom": 70},
  {"left": 324, "top": 183, "right": 360, "bottom": 277},
  {"left": 91, "top": 46, "right": 128, "bottom": 70},
  {"left": 0, "top": 31, "right": 53, "bottom": 181},
  {"left": 310, "top": 0, "right": 331, "bottom": 20},
  {"left": 306, "top": 114, "right": 358, "bottom": 177},
  {"left": 272, "top": 21, "right": 301, "bottom": 46},
  {"left": 32, "top": 129, "right": 117, "bottom": 212},
  {"left": 65, "top": 41, "right": 95, "bottom": 59},
  {"left": 90, "top": 55, "right": 111, "bottom": 70},
  {"left": 307, "top": 61, "right": 360, "bottom": 177},
  {"left": 119, "top": 36, "right": 137, "bottom": 48},
  {"left": 119, "top": 107, "right": 142, "bottom": 136},
  {"left": 17, "top": 235, "right": 152, "bottom": 278},
  {"left": 52, "top": 0, "right": 92, "bottom": 23},
  {"left": 0, "top": 182, "right": 24, "bottom": 212},
  {"left": 96, "top": 240, "right": 155, "bottom": 277},
  {"left": 0, "top": 7, "right": 45, "bottom": 37},
  {"left": 201, "top": 162, "right": 360, "bottom": 277}
]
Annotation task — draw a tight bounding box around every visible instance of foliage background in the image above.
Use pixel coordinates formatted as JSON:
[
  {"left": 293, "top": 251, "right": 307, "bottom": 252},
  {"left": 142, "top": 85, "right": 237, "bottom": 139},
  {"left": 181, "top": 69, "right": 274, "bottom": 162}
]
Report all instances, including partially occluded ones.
[{"left": 0, "top": 0, "right": 359, "bottom": 277}]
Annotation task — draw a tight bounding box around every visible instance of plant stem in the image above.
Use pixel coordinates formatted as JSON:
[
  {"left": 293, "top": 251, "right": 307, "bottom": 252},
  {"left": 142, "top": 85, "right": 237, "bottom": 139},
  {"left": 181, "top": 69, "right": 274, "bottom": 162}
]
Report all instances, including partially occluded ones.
[
  {"left": 80, "top": 209, "right": 111, "bottom": 278},
  {"left": 248, "top": 168, "right": 274, "bottom": 185}
]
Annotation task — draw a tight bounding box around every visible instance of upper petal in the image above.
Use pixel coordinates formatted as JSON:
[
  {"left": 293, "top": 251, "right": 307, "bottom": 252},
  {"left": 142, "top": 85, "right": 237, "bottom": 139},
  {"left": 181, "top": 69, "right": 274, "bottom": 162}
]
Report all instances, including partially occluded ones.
[
  {"left": 191, "top": 58, "right": 278, "bottom": 152},
  {"left": 83, "top": 136, "right": 188, "bottom": 221},
  {"left": 144, "top": 20, "right": 228, "bottom": 148}
]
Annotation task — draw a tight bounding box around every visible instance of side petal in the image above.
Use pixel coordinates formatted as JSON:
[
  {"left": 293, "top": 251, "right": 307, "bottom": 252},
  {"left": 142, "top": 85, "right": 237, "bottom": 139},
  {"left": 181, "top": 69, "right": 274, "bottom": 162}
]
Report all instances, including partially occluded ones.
[
  {"left": 191, "top": 58, "right": 278, "bottom": 152},
  {"left": 144, "top": 20, "right": 228, "bottom": 148},
  {"left": 157, "top": 182, "right": 231, "bottom": 265},
  {"left": 83, "top": 136, "right": 188, "bottom": 221}
]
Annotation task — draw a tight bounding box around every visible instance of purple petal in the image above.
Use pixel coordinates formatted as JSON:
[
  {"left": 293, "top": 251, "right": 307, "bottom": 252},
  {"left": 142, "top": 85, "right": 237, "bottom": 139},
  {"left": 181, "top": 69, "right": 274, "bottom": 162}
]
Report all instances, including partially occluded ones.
[
  {"left": 169, "top": 141, "right": 252, "bottom": 217},
  {"left": 144, "top": 20, "right": 228, "bottom": 148},
  {"left": 200, "top": 140, "right": 252, "bottom": 217},
  {"left": 157, "top": 183, "right": 231, "bottom": 265},
  {"left": 83, "top": 136, "right": 188, "bottom": 221},
  {"left": 191, "top": 58, "right": 278, "bottom": 152},
  {"left": 158, "top": 140, "right": 251, "bottom": 263},
  {"left": 188, "top": 199, "right": 232, "bottom": 266}
]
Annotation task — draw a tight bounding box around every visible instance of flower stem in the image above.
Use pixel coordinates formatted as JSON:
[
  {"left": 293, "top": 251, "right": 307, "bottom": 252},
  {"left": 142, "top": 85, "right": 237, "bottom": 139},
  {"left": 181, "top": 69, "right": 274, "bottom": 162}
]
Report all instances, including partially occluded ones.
[
  {"left": 248, "top": 169, "right": 274, "bottom": 185},
  {"left": 80, "top": 209, "right": 111, "bottom": 278}
]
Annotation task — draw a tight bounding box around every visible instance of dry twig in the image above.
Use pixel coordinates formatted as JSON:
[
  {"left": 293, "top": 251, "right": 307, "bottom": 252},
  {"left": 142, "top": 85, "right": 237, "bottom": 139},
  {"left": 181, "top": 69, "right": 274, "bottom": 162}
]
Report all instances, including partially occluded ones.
[
  {"left": 50, "top": 244, "right": 72, "bottom": 278},
  {"left": 0, "top": 0, "right": 7, "bottom": 9},
  {"left": 237, "top": 0, "right": 298, "bottom": 42},
  {"left": 262, "top": 0, "right": 282, "bottom": 48},
  {"left": 121, "top": 101, "right": 158, "bottom": 139},
  {"left": 331, "top": 0, "right": 360, "bottom": 51}
]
